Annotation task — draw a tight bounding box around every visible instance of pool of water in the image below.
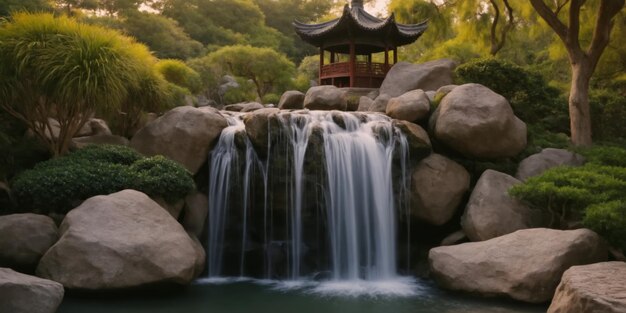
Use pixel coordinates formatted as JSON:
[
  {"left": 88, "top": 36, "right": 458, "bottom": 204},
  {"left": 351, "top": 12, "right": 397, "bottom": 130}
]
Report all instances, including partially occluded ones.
[{"left": 58, "top": 279, "right": 547, "bottom": 313}]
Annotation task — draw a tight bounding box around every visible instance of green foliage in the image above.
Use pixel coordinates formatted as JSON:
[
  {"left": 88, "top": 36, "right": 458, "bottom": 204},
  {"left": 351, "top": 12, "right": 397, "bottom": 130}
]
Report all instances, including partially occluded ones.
[
  {"left": 589, "top": 89, "right": 626, "bottom": 142},
  {"left": 11, "top": 145, "right": 194, "bottom": 214},
  {"left": 156, "top": 59, "right": 202, "bottom": 94},
  {"left": 456, "top": 58, "right": 568, "bottom": 132},
  {"left": 84, "top": 11, "right": 205, "bottom": 60},
  {"left": 0, "top": 13, "right": 165, "bottom": 155},
  {"left": 0, "top": 0, "right": 52, "bottom": 17},
  {"left": 261, "top": 93, "right": 280, "bottom": 105},
  {"left": 222, "top": 78, "right": 257, "bottom": 105},
  {"left": 511, "top": 145, "right": 626, "bottom": 250},
  {"left": 205, "top": 45, "right": 295, "bottom": 99},
  {"left": 583, "top": 201, "right": 626, "bottom": 252},
  {"left": 576, "top": 145, "right": 626, "bottom": 167}
]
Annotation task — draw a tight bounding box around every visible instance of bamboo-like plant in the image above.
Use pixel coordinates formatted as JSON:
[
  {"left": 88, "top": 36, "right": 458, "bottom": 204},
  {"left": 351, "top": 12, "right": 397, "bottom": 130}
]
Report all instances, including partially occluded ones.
[{"left": 0, "top": 13, "right": 159, "bottom": 156}]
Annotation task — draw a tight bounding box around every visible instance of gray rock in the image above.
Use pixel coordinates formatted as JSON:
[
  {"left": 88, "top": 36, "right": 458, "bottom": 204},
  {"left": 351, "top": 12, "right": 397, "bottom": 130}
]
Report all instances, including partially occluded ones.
[
  {"left": 435, "top": 84, "right": 458, "bottom": 97},
  {"left": 462, "top": 170, "right": 543, "bottom": 241},
  {"left": 340, "top": 88, "right": 379, "bottom": 111},
  {"left": 440, "top": 230, "right": 468, "bottom": 246},
  {"left": 429, "top": 228, "right": 608, "bottom": 303},
  {"left": 380, "top": 59, "right": 458, "bottom": 97},
  {"left": 411, "top": 154, "right": 470, "bottom": 225},
  {"left": 425, "top": 91, "right": 436, "bottom": 104},
  {"left": 130, "top": 106, "right": 228, "bottom": 174},
  {"left": 224, "top": 102, "right": 264, "bottom": 112},
  {"left": 434, "top": 83, "right": 527, "bottom": 159},
  {"left": 393, "top": 120, "right": 432, "bottom": 160},
  {"left": 386, "top": 89, "right": 431, "bottom": 122},
  {"left": 72, "top": 134, "right": 130, "bottom": 149},
  {"left": 0, "top": 268, "right": 64, "bottom": 313},
  {"left": 369, "top": 94, "right": 391, "bottom": 113},
  {"left": 242, "top": 108, "right": 280, "bottom": 154},
  {"left": 357, "top": 96, "right": 374, "bottom": 112},
  {"left": 303, "top": 86, "right": 347, "bottom": 111},
  {"left": 516, "top": 148, "right": 585, "bottom": 181},
  {"left": 0, "top": 214, "right": 58, "bottom": 272},
  {"left": 182, "top": 192, "right": 208, "bottom": 237},
  {"left": 548, "top": 262, "right": 626, "bottom": 313},
  {"left": 37, "top": 190, "right": 204, "bottom": 290},
  {"left": 278, "top": 91, "right": 305, "bottom": 110},
  {"left": 153, "top": 197, "right": 185, "bottom": 219}
]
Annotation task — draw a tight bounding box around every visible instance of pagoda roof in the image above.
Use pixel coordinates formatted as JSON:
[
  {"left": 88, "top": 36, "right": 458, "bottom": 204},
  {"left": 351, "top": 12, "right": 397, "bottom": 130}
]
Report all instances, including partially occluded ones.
[{"left": 293, "top": 3, "right": 427, "bottom": 53}]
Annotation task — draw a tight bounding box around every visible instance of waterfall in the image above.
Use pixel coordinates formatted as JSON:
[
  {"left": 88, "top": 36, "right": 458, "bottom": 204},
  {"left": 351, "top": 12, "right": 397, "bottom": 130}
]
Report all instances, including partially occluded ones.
[{"left": 206, "top": 110, "right": 410, "bottom": 289}]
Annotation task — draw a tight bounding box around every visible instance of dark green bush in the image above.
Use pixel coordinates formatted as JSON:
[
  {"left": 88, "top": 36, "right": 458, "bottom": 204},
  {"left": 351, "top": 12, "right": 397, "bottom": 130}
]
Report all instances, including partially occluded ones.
[
  {"left": 590, "top": 89, "right": 626, "bottom": 142},
  {"left": 11, "top": 145, "right": 194, "bottom": 214},
  {"left": 130, "top": 156, "right": 195, "bottom": 203},
  {"left": 583, "top": 201, "right": 626, "bottom": 252},
  {"left": 456, "top": 58, "right": 568, "bottom": 132},
  {"left": 510, "top": 150, "right": 626, "bottom": 252}
]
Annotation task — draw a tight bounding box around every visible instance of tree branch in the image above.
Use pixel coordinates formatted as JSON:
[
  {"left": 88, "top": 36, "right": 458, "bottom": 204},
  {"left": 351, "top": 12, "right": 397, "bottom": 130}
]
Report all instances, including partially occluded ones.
[
  {"left": 529, "top": 0, "right": 569, "bottom": 41},
  {"left": 489, "top": 0, "right": 501, "bottom": 55},
  {"left": 567, "top": 0, "right": 584, "bottom": 51},
  {"left": 588, "top": 0, "right": 625, "bottom": 67}
]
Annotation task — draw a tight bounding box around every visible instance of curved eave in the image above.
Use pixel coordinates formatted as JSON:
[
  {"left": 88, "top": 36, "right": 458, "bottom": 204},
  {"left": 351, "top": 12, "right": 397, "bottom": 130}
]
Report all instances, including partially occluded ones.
[{"left": 293, "top": 5, "right": 427, "bottom": 49}]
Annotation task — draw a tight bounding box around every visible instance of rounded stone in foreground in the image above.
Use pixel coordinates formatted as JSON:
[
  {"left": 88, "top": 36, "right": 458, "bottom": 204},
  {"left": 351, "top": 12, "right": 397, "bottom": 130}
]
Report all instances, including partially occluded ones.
[
  {"left": 0, "top": 214, "right": 58, "bottom": 271},
  {"left": 429, "top": 228, "right": 607, "bottom": 303},
  {"left": 0, "top": 267, "right": 64, "bottom": 313},
  {"left": 548, "top": 262, "right": 626, "bottom": 313},
  {"left": 36, "top": 190, "right": 203, "bottom": 290}
]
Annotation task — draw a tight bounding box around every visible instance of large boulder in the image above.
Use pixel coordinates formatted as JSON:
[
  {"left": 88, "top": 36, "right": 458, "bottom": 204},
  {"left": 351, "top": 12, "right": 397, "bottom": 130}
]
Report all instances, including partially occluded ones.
[
  {"left": 386, "top": 89, "right": 430, "bottom": 122},
  {"left": 130, "top": 106, "right": 228, "bottom": 174},
  {"left": 410, "top": 154, "right": 470, "bottom": 225},
  {"left": 516, "top": 148, "right": 585, "bottom": 181},
  {"left": 36, "top": 190, "right": 204, "bottom": 290},
  {"left": 548, "top": 262, "right": 626, "bottom": 313},
  {"left": 341, "top": 87, "right": 378, "bottom": 111},
  {"left": 242, "top": 108, "right": 280, "bottom": 153},
  {"left": 0, "top": 268, "right": 64, "bottom": 313},
  {"left": 303, "top": 86, "right": 347, "bottom": 111},
  {"left": 462, "top": 170, "right": 543, "bottom": 241},
  {"left": 0, "top": 214, "right": 58, "bottom": 272},
  {"left": 434, "top": 84, "right": 527, "bottom": 159},
  {"left": 278, "top": 91, "right": 305, "bottom": 110},
  {"left": 379, "top": 59, "right": 458, "bottom": 97},
  {"left": 429, "top": 228, "right": 608, "bottom": 303}
]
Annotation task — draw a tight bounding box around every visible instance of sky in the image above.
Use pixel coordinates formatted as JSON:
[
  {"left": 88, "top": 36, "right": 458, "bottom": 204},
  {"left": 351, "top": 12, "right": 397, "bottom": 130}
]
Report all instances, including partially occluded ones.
[{"left": 364, "top": 0, "right": 390, "bottom": 16}]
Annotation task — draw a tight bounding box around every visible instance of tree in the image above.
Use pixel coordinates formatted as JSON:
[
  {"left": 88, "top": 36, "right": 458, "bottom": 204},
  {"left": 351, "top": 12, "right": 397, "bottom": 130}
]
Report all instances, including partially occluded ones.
[
  {"left": 155, "top": 59, "right": 202, "bottom": 94},
  {"left": 488, "top": 0, "right": 514, "bottom": 55},
  {"left": 85, "top": 11, "right": 205, "bottom": 59},
  {"left": 0, "top": 13, "right": 163, "bottom": 155},
  {"left": 205, "top": 45, "right": 295, "bottom": 99},
  {"left": 529, "top": 0, "right": 625, "bottom": 146},
  {"left": 0, "top": 0, "right": 52, "bottom": 17}
]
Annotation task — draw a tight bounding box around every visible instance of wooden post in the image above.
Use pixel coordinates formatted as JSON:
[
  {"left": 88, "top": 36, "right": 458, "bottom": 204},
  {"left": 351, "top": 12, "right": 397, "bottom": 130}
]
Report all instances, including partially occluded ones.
[
  {"left": 349, "top": 42, "right": 356, "bottom": 88},
  {"left": 393, "top": 47, "right": 398, "bottom": 64},
  {"left": 319, "top": 47, "right": 324, "bottom": 85},
  {"left": 330, "top": 52, "right": 335, "bottom": 64},
  {"left": 368, "top": 53, "right": 373, "bottom": 88},
  {"left": 384, "top": 47, "right": 389, "bottom": 70}
]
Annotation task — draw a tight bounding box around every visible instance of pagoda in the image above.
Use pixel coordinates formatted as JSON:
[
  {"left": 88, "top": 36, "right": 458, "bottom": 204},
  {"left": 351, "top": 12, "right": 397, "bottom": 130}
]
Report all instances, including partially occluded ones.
[{"left": 294, "top": 0, "right": 427, "bottom": 88}]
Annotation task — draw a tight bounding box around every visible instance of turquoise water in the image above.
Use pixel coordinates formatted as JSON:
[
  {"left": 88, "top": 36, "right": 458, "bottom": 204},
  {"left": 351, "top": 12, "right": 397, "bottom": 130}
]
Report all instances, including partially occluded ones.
[{"left": 58, "top": 279, "right": 546, "bottom": 313}]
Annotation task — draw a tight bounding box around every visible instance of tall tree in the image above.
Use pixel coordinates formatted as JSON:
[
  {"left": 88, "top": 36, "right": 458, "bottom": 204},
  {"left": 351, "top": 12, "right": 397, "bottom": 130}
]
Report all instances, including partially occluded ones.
[
  {"left": 488, "top": 0, "right": 514, "bottom": 55},
  {"left": 530, "top": 0, "right": 625, "bottom": 146}
]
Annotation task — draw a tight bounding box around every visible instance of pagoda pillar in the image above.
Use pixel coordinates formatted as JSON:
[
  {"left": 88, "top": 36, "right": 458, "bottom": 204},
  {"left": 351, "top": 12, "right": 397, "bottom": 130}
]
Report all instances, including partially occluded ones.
[
  {"left": 319, "top": 46, "right": 324, "bottom": 85},
  {"left": 349, "top": 42, "right": 356, "bottom": 87},
  {"left": 393, "top": 47, "right": 398, "bottom": 64},
  {"left": 384, "top": 47, "right": 389, "bottom": 70}
]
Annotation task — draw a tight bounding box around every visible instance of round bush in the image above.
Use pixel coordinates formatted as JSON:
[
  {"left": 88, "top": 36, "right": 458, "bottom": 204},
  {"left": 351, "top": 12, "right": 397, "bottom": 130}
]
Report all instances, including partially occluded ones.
[{"left": 11, "top": 145, "right": 195, "bottom": 214}]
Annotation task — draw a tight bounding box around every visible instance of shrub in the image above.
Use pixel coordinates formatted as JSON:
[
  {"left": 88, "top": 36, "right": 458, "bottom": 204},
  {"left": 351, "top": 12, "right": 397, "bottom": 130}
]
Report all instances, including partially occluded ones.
[
  {"left": 589, "top": 89, "right": 626, "bottom": 142},
  {"left": 0, "top": 13, "right": 165, "bottom": 156},
  {"left": 576, "top": 145, "right": 626, "bottom": 167},
  {"left": 155, "top": 59, "right": 202, "bottom": 94},
  {"left": 11, "top": 145, "right": 194, "bottom": 214},
  {"left": 583, "top": 201, "right": 626, "bottom": 252},
  {"left": 262, "top": 93, "right": 280, "bottom": 105},
  {"left": 510, "top": 155, "right": 626, "bottom": 251},
  {"left": 456, "top": 58, "right": 568, "bottom": 132}
]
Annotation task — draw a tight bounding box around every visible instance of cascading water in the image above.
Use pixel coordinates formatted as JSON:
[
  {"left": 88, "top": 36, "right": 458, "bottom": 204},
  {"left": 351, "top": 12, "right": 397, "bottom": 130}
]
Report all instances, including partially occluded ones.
[{"left": 205, "top": 110, "right": 414, "bottom": 295}]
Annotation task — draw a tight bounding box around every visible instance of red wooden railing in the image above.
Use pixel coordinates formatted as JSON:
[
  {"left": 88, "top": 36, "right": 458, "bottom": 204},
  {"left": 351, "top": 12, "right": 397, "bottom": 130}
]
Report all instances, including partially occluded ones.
[{"left": 320, "top": 62, "right": 390, "bottom": 79}]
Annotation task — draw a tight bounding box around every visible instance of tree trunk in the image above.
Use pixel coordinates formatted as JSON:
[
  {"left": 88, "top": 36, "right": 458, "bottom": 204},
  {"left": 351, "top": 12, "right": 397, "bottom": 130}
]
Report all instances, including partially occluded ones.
[{"left": 569, "top": 60, "right": 593, "bottom": 146}]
